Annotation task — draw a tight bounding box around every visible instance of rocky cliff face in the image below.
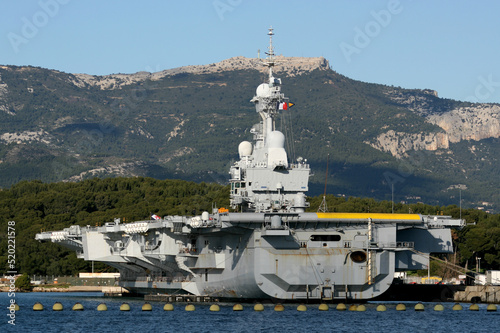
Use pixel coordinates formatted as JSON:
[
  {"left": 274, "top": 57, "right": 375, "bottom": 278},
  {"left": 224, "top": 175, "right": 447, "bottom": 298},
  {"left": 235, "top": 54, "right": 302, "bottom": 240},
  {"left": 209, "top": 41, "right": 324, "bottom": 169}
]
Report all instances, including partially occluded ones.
[
  {"left": 427, "top": 105, "right": 500, "bottom": 143},
  {"left": 369, "top": 131, "right": 450, "bottom": 158},
  {"left": 369, "top": 88, "right": 500, "bottom": 158},
  {"left": 72, "top": 56, "right": 330, "bottom": 90}
]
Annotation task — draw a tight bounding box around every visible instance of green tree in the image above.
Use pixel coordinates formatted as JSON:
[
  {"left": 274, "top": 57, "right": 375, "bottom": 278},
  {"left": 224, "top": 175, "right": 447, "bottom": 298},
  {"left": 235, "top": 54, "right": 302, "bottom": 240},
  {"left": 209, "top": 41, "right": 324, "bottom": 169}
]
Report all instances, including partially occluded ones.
[{"left": 15, "top": 274, "right": 32, "bottom": 291}]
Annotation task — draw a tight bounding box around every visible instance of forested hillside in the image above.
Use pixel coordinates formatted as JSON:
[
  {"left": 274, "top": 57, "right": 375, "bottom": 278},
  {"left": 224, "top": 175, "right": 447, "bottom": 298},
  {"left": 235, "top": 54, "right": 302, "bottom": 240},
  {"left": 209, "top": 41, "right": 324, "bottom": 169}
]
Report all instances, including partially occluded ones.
[{"left": 0, "top": 178, "right": 498, "bottom": 276}]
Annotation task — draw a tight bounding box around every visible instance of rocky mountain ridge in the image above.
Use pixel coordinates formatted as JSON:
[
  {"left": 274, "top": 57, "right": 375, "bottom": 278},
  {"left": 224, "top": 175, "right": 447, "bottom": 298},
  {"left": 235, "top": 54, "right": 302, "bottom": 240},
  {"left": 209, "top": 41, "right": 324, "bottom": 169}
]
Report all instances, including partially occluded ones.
[
  {"left": 67, "top": 57, "right": 500, "bottom": 160},
  {"left": 71, "top": 56, "right": 330, "bottom": 90}
]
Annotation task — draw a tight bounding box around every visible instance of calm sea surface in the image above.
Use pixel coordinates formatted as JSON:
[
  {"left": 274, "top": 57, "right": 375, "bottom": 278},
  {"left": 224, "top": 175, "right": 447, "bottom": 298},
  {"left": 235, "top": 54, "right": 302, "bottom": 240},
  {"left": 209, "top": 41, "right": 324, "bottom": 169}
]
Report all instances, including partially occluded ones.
[{"left": 1, "top": 292, "right": 499, "bottom": 332}]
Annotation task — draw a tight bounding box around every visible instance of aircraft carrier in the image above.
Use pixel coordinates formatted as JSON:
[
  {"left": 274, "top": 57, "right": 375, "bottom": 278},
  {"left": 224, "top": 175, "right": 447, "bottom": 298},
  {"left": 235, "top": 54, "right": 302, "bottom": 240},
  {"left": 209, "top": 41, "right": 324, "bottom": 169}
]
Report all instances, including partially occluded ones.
[{"left": 36, "top": 28, "right": 464, "bottom": 301}]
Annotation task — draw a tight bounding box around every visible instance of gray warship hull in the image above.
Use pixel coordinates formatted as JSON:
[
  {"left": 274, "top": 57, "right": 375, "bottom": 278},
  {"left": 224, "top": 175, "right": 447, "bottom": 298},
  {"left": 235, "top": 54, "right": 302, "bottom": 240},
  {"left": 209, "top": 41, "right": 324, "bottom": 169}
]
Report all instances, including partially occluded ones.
[
  {"left": 35, "top": 28, "right": 463, "bottom": 301},
  {"left": 36, "top": 211, "right": 462, "bottom": 300}
]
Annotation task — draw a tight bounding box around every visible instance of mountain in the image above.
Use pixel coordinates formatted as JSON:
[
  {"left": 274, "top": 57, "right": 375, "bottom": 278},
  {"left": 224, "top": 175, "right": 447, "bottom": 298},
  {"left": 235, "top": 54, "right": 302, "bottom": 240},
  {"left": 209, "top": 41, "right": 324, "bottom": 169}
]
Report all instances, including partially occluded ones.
[{"left": 0, "top": 57, "right": 499, "bottom": 212}]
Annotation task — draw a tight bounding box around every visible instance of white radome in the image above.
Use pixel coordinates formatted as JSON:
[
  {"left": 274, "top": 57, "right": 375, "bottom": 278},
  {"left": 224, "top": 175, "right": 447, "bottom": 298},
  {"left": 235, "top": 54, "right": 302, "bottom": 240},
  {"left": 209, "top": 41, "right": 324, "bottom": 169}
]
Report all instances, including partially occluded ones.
[
  {"left": 267, "top": 131, "right": 285, "bottom": 148},
  {"left": 256, "top": 83, "right": 271, "bottom": 97},
  {"left": 238, "top": 141, "right": 253, "bottom": 158}
]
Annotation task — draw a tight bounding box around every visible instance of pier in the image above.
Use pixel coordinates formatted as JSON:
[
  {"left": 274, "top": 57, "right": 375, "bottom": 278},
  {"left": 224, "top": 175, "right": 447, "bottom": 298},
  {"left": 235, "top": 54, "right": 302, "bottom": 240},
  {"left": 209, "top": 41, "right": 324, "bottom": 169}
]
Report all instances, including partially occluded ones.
[
  {"left": 26, "top": 286, "right": 127, "bottom": 295},
  {"left": 454, "top": 286, "right": 500, "bottom": 304}
]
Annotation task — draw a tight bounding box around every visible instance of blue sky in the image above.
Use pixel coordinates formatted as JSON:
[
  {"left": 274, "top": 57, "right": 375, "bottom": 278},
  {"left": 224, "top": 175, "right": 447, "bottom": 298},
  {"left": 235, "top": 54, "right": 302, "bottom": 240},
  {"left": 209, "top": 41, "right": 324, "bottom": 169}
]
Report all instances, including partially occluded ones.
[{"left": 1, "top": 0, "right": 499, "bottom": 104}]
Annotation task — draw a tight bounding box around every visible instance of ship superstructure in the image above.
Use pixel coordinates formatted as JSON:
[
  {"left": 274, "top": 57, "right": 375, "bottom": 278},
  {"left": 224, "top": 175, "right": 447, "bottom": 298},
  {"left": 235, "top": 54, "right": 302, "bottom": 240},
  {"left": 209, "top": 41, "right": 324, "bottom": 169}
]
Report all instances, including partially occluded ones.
[
  {"left": 36, "top": 28, "right": 464, "bottom": 301},
  {"left": 229, "top": 27, "right": 309, "bottom": 214}
]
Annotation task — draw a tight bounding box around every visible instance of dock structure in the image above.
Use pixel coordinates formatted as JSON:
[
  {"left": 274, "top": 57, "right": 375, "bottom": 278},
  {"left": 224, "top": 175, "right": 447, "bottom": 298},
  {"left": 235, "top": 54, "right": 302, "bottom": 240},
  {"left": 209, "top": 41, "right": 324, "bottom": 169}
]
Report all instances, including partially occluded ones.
[
  {"left": 102, "top": 286, "right": 128, "bottom": 296},
  {"left": 454, "top": 286, "right": 500, "bottom": 304}
]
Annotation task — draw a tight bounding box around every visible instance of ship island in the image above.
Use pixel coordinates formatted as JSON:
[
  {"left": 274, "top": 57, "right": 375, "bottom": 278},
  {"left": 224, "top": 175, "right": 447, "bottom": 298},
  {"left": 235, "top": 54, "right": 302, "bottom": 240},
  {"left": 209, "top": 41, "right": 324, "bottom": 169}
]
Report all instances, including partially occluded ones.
[{"left": 36, "top": 28, "right": 464, "bottom": 302}]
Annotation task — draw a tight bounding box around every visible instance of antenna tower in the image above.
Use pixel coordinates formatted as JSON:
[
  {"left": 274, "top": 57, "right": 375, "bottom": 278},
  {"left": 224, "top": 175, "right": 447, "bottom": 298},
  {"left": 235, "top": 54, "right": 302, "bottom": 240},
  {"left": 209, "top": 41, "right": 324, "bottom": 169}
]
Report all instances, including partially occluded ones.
[{"left": 318, "top": 154, "right": 330, "bottom": 212}]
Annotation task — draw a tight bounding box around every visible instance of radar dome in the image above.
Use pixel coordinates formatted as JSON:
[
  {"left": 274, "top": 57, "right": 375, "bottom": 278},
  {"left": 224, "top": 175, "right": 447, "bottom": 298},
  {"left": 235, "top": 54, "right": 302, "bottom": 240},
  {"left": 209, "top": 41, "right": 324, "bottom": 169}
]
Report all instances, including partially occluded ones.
[
  {"left": 238, "top": 141, "right": 253, "bottom": 158},
  {"left": 267, "top": 131, "right": 285, "bottom": 148},
  {"left": 256, "top": 83, "right": 271, "bottom": 97}
]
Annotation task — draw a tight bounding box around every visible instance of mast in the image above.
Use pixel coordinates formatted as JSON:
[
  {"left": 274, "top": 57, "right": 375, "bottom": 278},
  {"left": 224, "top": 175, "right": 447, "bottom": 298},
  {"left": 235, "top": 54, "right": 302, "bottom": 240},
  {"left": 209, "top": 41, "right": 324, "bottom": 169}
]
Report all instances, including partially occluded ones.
[
  {"left": 265, "top": 27, "right": 275, "bottom": 81},
  {"left": 258, "top": 26, "right": 281, "bottom": 142}
]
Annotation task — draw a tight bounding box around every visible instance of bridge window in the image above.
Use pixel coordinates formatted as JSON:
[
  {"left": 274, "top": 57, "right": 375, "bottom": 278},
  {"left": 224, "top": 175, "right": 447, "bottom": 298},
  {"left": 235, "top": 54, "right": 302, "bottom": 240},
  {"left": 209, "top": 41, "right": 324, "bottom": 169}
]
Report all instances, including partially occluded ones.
[{"left": 310, "top": 235, "right": 341, "bottom": 242}]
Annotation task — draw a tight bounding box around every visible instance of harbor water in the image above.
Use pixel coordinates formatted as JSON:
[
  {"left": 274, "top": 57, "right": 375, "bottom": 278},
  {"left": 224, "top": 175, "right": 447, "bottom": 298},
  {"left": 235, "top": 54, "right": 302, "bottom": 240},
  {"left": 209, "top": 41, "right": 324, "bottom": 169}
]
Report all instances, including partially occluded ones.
[{"left": 2, "top": 292, "right": 499, "bottom": 332}]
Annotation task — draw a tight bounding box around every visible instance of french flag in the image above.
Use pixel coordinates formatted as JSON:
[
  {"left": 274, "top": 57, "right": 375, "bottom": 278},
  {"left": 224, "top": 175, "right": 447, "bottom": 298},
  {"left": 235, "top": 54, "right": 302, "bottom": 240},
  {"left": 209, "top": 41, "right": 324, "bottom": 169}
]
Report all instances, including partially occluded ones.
[
  {"left": 151, "top": 214, "right": 161, "bottom": 220},
  {"left": 278, "top": 102, "right": 288, "bottom": 110},
  {"left": 277, "top": 102, "right": 294, "bottom": 110}
]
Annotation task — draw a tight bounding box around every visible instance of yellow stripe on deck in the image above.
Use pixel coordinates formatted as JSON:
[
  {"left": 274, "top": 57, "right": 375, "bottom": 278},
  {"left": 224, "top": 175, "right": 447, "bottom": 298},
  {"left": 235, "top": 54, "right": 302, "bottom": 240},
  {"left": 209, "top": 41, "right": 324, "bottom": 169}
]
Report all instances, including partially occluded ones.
[{"left": 316, "top": 213, "right": 421, "bottom": 221}]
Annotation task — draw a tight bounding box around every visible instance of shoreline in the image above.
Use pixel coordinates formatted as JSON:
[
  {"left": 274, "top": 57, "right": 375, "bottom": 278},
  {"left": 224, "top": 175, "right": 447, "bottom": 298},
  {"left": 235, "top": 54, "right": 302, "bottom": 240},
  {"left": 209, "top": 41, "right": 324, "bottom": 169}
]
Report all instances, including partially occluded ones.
[{"left": 2, "top": 285, "right": 499, "bottom": 304}]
